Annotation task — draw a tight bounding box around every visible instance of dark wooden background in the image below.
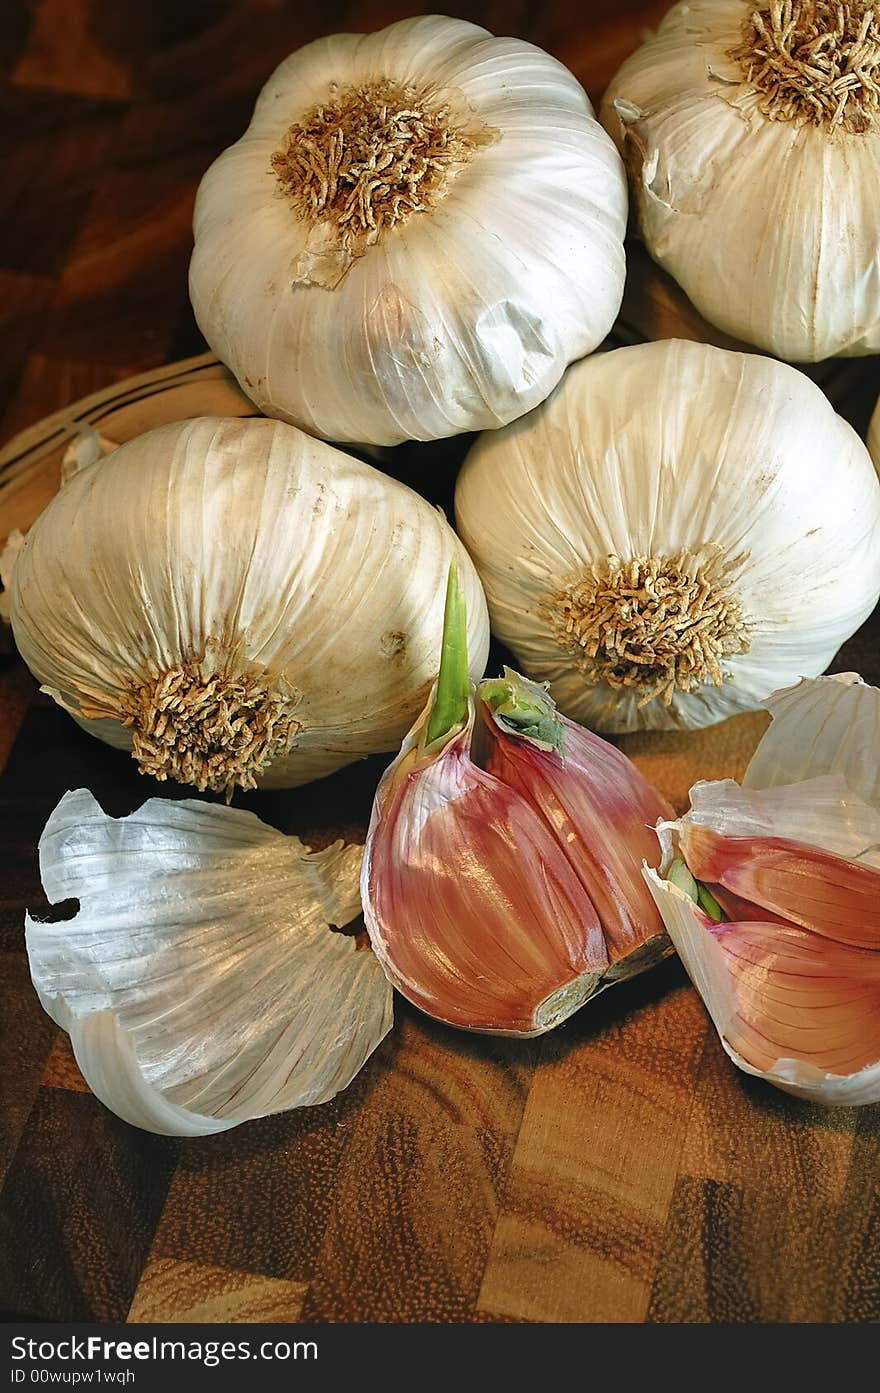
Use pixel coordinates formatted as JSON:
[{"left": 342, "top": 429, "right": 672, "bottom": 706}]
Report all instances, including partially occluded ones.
[{"left": 1, "top": 0, "right": 879, "bottom": 1325}]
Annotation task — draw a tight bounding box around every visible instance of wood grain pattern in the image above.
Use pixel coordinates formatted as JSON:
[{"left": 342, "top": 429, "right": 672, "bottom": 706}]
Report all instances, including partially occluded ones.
[
  {"left": 0, "top": 0, "right": 878, "bottom": 1326},
  {"left": 478, "top": 975, "right": 709, "bottom": 1323},
  {"left": 127, "top": 1262, "right": 308, "bottom": 1325}
]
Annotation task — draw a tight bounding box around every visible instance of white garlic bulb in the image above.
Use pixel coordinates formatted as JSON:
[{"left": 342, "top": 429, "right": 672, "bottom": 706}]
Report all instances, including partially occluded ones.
[
  {"left": 455, "top": 339, "right": 880, "bottom": 733},
  {"left": 189, "top": 15, "right": 627, "bottom": 446},
  {"left": 614, "top": 239, "right": 880, "bottom": 425},
  {"left": 10, "top": 416, "right": 489, "bottom": 795},
  {"left": 601, "top": 0, "right": 880, "bottom": 361},
  {"left": 27, "top": 789, "right": 392, "bottom": 1136}
]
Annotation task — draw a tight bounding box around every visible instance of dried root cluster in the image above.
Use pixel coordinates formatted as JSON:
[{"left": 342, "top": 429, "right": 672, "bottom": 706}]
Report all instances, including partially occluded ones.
[
  {"left": 552, "top": 550, "right": 751, "bottom": 707},
  {"left": 272, "top": 79, "right": 490, "bottom": 258},
  {"left": 731, "top": 1, "right": 880, "bottom": 133}
]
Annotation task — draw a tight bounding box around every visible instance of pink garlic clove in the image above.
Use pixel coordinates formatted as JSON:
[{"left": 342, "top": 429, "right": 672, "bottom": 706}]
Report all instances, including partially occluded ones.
[
  {"left": 679, "top": 824, "right": 880, "bottom": 951},
  {"left": 693, "top": 917, "right": 880, "bottom": 1079},
  {"left": 479, "top": 683, "right": 673, "bottom": 968}
]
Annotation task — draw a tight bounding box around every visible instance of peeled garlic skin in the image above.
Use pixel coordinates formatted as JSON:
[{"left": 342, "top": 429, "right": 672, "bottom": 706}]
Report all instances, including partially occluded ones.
[
  {"left": 600, "top": 0, "right": 880, "bottom": 362},
  {"left": 9, "top": 416, "right": 489, "bottom": 790},
  {"left": 189, "top": 15, "right": 627, "bottom": 446},
  {"left": 27, "top": 790, "right": 393, "bottom": 1136},
  {"left": 455, "top": 340, "right": 880, "bottom": 733}
]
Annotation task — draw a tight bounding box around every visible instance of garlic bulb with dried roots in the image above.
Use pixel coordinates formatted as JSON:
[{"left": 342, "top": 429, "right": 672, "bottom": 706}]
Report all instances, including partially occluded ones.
[
  {"left": 26, "top": 790, "right": 392, "bottom": 1135},
  {"left": 601, "top": 0, "right": 880, "bottom": 361},
  {"left": 645, "top": 674, "right": 880, "bottom": 1105},
  {"left": 455, "top": 339, "right": 880, "bottom": 732},
  {"left": 9, "top": 416, "right": 489, "bottom": 796},
  {"left": 361, "top": 564, "right": 674, "bottom": 1037},
  {"left": 189, "top": 15, "right": 627, "bottom": 445}
]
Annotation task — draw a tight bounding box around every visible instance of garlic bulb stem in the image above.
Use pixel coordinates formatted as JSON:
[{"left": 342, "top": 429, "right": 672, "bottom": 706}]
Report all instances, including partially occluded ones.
[{"left": 730, "top": 1, "right": 880, "bottom": 134}]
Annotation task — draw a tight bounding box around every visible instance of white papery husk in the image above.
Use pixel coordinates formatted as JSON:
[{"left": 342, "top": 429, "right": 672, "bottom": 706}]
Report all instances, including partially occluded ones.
[
  {"left": 25, "top": 789, "right": 393, "bottom": 1135},
  {"left": 9, "top": 415, "right": 489, "bottom": 792},
  {"left": 644, "top": 674, "right": 880, "bottom": 1105},
  {"left": 600, "top": 0, "right": 880, "bottom": 362},
  {"left": 189, "top": 14, "right": 627, "bottom": 446},
  {"left": 613, "top": 239, "right": 880, "bottom": 423},
  {"left": 455, "top": 339, "right": 880, "bottom": 732}
]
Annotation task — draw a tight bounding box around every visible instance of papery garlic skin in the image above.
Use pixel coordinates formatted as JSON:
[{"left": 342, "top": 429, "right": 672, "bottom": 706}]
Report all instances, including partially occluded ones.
[
  {"left": 9, "top": 416, "right": 489, "bottom": 794},
  {"left": 361, "top": 670, "right": 673, "bottom": 1036},
  {"left": 189, "top": 15, "right": 627, "bottom": 446},
  {"left": 613, "top": 239, "right": 880, "bottom": 423},
  {"left": 601, "top": 0, "right": 880, "bottom": 362},
  {"left": 455, "top": 340, "right": 880, "bottom": 732},
  {"left": 744, "top": 671, "right": 880, "bottom": 808},
  {"left": 26, "top": 790, "right": 393, "bottom": 1136},
  {"left": 644, "top": 674, "right": 880, "bottom": 1105}
]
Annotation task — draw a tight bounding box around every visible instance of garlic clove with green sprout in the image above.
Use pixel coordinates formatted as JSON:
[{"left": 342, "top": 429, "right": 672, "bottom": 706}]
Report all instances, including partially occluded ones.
[
  {"left": 600, "top": 0, "right": 880, "bottom": 362},
  {"left": 25, "top": 789, "right": 393, "bottom": 1136},
  {"left": 8, "top": 415, "right": 489, "bottom": 797},
  {"left": 455, "top": 339, "right": 880, "bottom": 733},
  {"left": 360, "top": 563, "right": 674, "bottom": 1037},
  {"left": 643, "top": 673, "right": 880, "bottom": 1105},
  {"left": 188, "top": 15, "right": 627, "bottom": 446}
]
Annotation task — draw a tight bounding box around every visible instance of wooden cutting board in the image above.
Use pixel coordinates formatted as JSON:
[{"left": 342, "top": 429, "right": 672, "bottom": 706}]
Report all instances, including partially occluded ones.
[{"left": 1, "top": 0, "right": 878, "bottom": 1327}]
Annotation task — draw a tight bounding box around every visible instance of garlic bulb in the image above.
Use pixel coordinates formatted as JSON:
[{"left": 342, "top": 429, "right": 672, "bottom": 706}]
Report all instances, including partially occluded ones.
[
  {"left": 10, "top": 416, "right": 489, "bottom": 795},
  {"left": 615, "top": 239, "right": 880, "bottom": 426},
  {"left": 644, "top": 674, "right": 880, "bottom": 1105},
  {"left": 361, "top": 566, "right": 674, "bottom": 1037},
  {"left": 189, "top": 15, "right": 627, "bottom": 446},
  {"left": 0, "top": 353, "right": 261, "bottom": 556},
  {"left": 455, "top": 339, "right": 880, "bottom": 733},
  {"left": 26, "top": 789, "right": 392, "bottom": 1135},
  {"left": 601, "top": 0, "right": 880, "bottom": 361}
]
